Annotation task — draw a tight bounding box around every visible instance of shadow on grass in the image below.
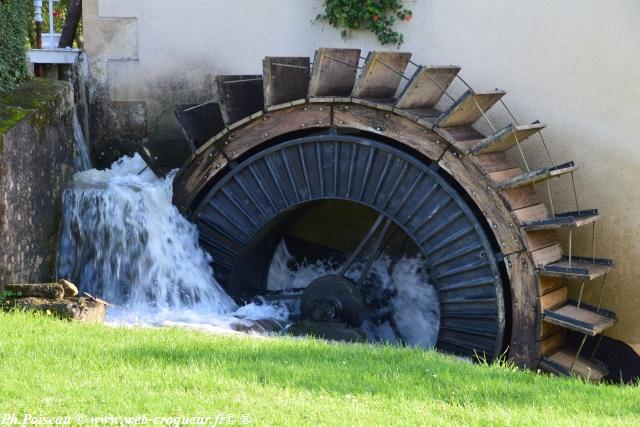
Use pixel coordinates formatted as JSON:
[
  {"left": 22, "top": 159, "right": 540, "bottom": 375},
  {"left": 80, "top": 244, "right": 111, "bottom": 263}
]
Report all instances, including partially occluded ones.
[{"left": 109, "top": 338, "right": 640, "bottom": 415}]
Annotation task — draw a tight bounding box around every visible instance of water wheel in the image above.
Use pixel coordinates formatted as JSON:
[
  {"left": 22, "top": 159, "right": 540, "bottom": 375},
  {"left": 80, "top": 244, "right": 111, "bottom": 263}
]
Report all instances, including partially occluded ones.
[{"left": 162, "top": 49, "right": 617, "bottom": 380}]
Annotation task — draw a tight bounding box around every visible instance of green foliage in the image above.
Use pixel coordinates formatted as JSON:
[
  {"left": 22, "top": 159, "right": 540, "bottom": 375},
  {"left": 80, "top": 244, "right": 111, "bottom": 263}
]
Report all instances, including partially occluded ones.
[
  {"left": 0, "top": 0, "right": 30, "bottom": 95},
  {"left": 317, "top": 0, "right": 413, "bottom": 46},
  {"left": 0, "top": 288, "right": 19, "bottom": 304}
]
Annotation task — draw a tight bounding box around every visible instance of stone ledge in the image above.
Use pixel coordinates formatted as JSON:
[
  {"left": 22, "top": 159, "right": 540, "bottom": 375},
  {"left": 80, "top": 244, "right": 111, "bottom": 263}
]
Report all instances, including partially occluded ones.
[{"left": 3, "top": 296, "right": 106, "bottom": 322}]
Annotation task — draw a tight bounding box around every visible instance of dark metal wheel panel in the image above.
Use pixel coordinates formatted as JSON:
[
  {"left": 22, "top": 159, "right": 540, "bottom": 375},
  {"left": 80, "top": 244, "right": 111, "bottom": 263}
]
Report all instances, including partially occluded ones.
[{"left": 192, "top": 134, "right": 506, "bottom": 359}]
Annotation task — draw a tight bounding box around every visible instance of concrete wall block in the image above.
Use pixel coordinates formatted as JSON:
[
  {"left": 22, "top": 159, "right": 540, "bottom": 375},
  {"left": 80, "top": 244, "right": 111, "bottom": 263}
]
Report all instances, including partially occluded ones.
[{"left": 0, "top": 80, "right": 77, "bottom": 285}]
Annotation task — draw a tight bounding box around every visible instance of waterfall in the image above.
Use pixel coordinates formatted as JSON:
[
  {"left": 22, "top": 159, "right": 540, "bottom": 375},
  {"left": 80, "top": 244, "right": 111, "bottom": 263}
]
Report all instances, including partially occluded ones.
[
  {"left": 72, "top": 110, "right": 92, "bottom": 171},
  {"left": 57, "top": 154, "right": 286, "bottom": 331}
]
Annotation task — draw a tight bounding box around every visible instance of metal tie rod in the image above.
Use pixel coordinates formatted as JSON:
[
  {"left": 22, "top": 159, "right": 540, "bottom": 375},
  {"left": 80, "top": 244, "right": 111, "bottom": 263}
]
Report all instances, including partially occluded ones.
[
  {"left": 373, "top": 58, "right": 411, "bottom": 81},
  {"left": 423, "top": 72, "right": 456, "bottom": 102},
  {"left": 223, "top": 77, "right": 263, "bottom": 84},
  {"left": 325, "top": 55, "right": 362, "bottom": 69},
  {"left": 272, "top": 63, "right": 310, "bottom": 70}
]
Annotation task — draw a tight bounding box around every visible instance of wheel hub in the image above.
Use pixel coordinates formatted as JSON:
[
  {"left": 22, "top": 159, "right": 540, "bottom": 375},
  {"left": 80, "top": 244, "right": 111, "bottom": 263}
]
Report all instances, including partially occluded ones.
[{"left": 300, "top": 274, "right": 365, "bottom": 327}]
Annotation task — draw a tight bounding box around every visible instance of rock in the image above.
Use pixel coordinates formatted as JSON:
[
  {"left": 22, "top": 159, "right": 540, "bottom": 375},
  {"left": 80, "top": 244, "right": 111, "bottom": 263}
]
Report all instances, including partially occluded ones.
[
  {"left": 230, "top": 318, "right": 286, "bottom": 334},
  {"left": 3, "top": 296, "right": 105, "bottom": 322},
  {"left": 58, "top": 279, "right": 79, "bottom": 298},
  {"left": 4, "top": 283, "right": 65, "bottom": 300}
]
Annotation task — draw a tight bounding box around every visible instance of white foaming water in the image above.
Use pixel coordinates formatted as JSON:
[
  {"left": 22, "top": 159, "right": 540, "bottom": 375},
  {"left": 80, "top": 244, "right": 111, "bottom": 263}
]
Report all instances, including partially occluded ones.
[
  {"left": 386, "top": 257, "right": 440, "bottom": 348},
  {"left": 267, "top": 240, "right": 440, "bottom": 348},
  {"left": 57, "top": 154, "right": 287, "bottom": 331}
]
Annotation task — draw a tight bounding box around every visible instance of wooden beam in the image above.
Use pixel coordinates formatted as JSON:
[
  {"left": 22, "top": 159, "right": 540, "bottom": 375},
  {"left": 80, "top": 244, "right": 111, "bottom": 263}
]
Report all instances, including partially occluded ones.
[
  {"left": 439, "top": 151, "right": 523, "bottom": 255},
  {"left": 505, "top": 251, "right": 541, "bottom": 368},
  {"left": 332, "top": 103, "right": 445, "bottom": 161},
  {"left": 221, "top": 104, "right": 331, "bottom": 161}
]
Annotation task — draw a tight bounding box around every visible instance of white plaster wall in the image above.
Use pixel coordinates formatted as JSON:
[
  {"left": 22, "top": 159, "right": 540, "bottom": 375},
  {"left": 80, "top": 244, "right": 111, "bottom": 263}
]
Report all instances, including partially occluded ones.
[{"left": 84, "top": 0, "right": 640, "bottom": 351}]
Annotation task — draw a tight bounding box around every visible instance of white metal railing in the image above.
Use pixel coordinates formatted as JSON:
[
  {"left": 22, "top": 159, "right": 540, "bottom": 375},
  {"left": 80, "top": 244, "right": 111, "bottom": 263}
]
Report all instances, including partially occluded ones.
[{"left": 34, "top": 0, "right": 61, "bottom": 50}]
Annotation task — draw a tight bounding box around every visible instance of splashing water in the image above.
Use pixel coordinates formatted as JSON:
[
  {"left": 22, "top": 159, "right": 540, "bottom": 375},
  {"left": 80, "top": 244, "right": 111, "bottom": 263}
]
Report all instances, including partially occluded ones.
[
  {"left": 267, "top": 240, "right": 441, "bottom": 348},
  {"left": 57, "top": 154, "right": 287, "bottom": 331}
]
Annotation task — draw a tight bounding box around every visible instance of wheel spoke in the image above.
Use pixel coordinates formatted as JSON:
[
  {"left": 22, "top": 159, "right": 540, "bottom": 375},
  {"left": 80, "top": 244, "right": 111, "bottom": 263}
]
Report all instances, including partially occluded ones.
[
  {"left": 355, "top": 218, "right": 393, "bottom": 287},
  {"left": 337, "top": 213, "right": 386, "bottom": 276}
]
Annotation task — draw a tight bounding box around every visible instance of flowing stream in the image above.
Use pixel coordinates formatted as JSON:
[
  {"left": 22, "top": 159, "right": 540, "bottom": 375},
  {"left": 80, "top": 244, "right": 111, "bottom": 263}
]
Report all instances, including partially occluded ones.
[{"left": 57, "top": 154, "right": 439, "bottom": 347}]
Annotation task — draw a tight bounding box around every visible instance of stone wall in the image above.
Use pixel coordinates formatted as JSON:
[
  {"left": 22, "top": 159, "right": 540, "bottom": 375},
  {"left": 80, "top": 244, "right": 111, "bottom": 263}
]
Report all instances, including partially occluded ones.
[{"left": 0, "top": 79, "right": 77, "bottom": 285}]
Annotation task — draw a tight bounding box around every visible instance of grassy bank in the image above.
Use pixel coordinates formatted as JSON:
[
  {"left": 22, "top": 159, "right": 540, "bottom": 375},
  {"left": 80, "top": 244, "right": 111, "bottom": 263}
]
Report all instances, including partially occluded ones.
[{"left": 0, "top": 311, "right": 638, "bottom": 426}]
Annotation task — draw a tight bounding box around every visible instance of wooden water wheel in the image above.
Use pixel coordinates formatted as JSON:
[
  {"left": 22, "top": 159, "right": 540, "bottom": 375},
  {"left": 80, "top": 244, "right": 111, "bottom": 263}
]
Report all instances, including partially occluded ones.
[{"left": 160, "top": 49, "right": 617, "bottom": 380}]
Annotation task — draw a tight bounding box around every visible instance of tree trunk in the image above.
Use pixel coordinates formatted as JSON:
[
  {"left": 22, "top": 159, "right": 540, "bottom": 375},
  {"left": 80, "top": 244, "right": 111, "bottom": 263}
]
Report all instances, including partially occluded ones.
[{"left": 58, "top": 0, "right": 82, "bottom": 48}]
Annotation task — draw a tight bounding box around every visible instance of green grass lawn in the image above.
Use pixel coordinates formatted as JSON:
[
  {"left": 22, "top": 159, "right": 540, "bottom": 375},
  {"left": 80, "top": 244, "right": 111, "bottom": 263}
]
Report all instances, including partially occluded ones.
[{"left": 0, "top": 311, "right": 638, "bottom": 426}]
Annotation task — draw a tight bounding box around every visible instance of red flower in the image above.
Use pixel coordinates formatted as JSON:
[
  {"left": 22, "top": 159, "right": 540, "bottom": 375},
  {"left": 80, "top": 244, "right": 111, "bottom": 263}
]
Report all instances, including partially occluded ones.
[
  {"left": 53, "top": 11, "right": 61, "bottom": 18},
  {"left": 372, "top": 15, "right": 380, "bottom": 21},
  {"left": 404, "top": 15, "right": 412, "bottom": 22}
]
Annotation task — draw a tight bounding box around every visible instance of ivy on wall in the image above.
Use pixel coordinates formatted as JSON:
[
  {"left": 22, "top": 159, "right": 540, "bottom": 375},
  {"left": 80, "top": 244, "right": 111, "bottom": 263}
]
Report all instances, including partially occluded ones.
[
  {"left": 316, "top": 0, "right": 413, "bottom": 46},
  {"left": 0, "top": 0, "right": 30, "bottom": 94}
]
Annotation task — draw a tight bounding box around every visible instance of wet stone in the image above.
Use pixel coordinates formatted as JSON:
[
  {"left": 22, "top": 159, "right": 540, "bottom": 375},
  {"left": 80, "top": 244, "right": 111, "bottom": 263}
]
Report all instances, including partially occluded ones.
[{"left": 230, "top": 318, "right": 287, "bottom": 334}]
